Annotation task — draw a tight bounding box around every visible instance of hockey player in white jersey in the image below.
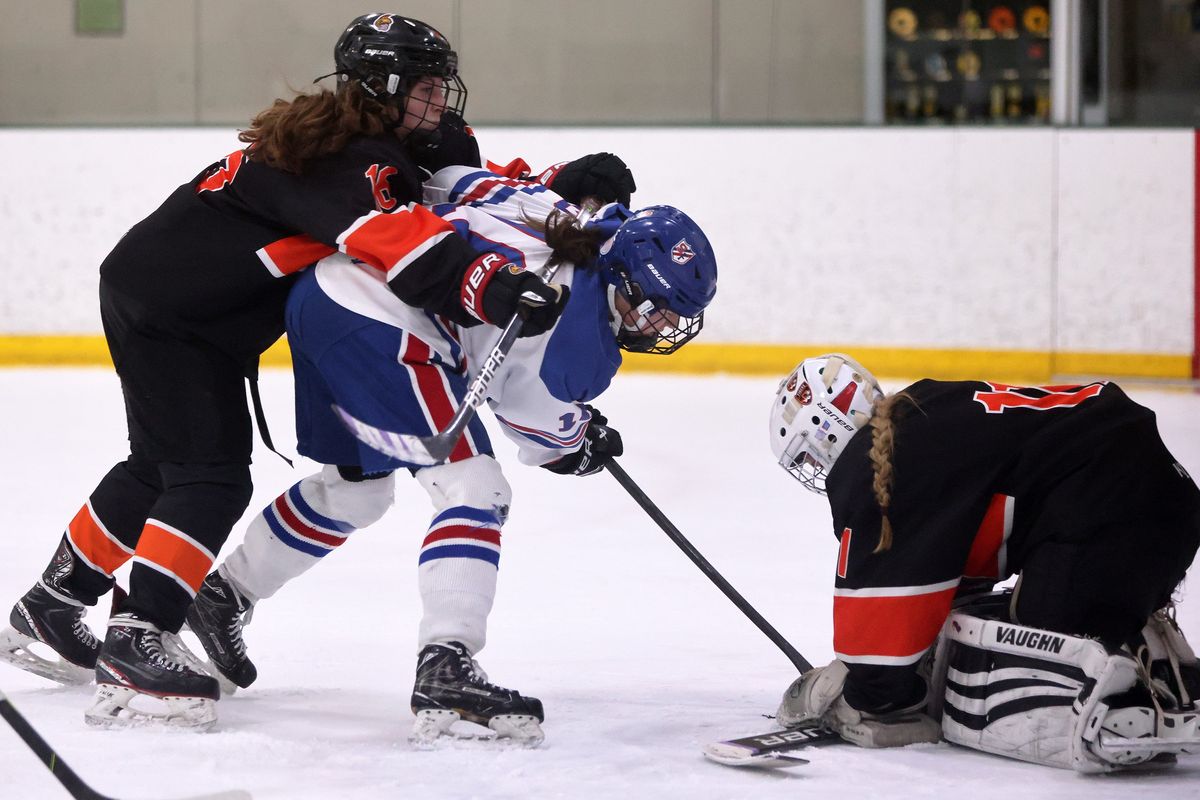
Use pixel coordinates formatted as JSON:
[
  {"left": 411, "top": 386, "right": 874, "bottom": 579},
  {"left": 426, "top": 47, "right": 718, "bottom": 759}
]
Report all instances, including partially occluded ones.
[{"left": 183, "top": 166, "right": 718, "bottom": 745}]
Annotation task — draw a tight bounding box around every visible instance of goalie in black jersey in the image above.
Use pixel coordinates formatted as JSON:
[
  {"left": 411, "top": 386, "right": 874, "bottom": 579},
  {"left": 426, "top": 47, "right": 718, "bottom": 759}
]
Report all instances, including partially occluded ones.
[
  {"left": 0, "top": 13, "right": 633, "bottom": 730},
  {"left": 768, "top": 354, "right": 1200, "bottom": 772}
]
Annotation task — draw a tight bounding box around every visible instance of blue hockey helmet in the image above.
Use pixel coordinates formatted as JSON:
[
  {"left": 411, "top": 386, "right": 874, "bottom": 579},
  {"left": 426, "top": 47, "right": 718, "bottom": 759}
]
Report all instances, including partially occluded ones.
[{"left": 596, "top": 205, "right": 717, "bottom": 354}]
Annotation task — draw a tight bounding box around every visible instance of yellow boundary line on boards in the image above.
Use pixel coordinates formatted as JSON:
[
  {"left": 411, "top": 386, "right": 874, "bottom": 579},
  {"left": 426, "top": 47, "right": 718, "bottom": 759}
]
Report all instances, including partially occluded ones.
[{"left": 0, "top": 336, "right": 1191, "bottom": 382}]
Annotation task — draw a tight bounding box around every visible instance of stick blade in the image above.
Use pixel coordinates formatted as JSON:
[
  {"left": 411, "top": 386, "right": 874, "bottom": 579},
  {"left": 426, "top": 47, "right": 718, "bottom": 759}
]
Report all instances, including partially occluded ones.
[
  {"left": 331, "top": 405, "right": 442, "bottom": 466},
  {"left": 702, "top": 741, "right": 810, "bottom": 768}
]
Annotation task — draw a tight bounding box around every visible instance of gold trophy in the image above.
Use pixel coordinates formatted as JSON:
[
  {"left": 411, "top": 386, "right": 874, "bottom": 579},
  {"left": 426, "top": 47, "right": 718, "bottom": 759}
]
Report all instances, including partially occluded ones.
[{"left": 888, "top": 7, "right": 918, "bottom": 40}]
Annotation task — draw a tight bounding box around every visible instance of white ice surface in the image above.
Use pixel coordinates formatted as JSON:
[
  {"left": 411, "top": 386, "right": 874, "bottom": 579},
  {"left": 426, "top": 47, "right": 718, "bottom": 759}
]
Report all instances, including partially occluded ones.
[{"left": 0, "top": 369, "right": 1198, "bottom": 800}]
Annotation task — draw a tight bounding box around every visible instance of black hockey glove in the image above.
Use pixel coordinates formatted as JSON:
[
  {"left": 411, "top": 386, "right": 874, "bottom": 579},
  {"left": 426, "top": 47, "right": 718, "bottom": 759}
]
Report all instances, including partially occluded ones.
[
  {"left": 543, "top": 406, "right": 624, "bottom": 477},
  {"left": 460, "top": 252, "right": 570, "bottom": 337},
  {"left": 548, "top": 153, "right": 637, "bottom": 207},
  {"left": 405, "top": 112, "right": 483, "bottom": 173}
]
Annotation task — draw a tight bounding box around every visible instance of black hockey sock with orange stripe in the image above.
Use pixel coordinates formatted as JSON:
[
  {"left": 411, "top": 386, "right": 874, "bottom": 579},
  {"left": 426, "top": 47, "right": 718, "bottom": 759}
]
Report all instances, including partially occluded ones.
[
  {"left": 121, "top": 462, "right": 253, "bottom": 633},
  {"left": 53, "top": 456, "right": 164, "bottom": 604}
]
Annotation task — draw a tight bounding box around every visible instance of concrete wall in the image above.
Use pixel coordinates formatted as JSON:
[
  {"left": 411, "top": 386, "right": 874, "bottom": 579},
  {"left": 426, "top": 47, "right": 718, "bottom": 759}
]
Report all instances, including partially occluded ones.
[
  {"left": 0, "top": 127, "right": 1192, "bottom": 375},
  {"left": 0, "top": 0, "right": 866, "bottom": 125}
]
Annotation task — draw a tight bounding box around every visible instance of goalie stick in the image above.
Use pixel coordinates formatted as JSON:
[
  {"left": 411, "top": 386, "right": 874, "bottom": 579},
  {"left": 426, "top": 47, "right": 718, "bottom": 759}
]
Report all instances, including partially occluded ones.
[
  {"left": 0, "top": 690, "right": 251, "bottom": 800},
  {"left": 334, "top": 202, "right": 598, "bottom": 467},
  {"left": 702, "top": 719, "right": 845, "bottom": 768}
]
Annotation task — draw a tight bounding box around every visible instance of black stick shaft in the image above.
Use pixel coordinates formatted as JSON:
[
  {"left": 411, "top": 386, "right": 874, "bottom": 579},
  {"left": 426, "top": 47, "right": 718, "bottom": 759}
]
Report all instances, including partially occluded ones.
[
  {"left": 0, "top": 692, "right": 108, "bottom": 800},
  {"left": 606, "top": 460, "right": 813, "bottom": 673}
]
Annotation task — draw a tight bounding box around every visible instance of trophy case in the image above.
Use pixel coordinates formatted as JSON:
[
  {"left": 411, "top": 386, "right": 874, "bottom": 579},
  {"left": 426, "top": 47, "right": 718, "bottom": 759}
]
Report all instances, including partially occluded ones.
[{"left": 884, "top": 1, "right": 1053, "bottom": 123}]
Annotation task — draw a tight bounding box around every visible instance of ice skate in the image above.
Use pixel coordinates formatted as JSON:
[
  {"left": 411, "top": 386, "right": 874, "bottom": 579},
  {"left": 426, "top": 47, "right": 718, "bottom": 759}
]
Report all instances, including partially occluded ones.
[
  {"left": 86, "top": 612, "right": 219, "bottom": 730},
  {"left": 410, "top": 641, "right": 544, "bottom": 748},
  {"left": 0, "top": 583, "right": 100, "bottom": 686},
  {"left": 183, "top": 568, "right": 257, "bottom": 694}
]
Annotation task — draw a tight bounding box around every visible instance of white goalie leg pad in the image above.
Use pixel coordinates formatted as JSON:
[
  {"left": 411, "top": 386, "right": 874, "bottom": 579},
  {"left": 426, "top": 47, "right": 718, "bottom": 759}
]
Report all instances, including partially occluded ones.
[
  {"left": 1134, "top": 607, "right": 1199, "bottom": 710},
  {"left": 936, "top": 611, "right": 1166, "bottom": 773},
  {"left": 224, "top": 466, "right": 395, "bottom": 601},
  {"left": 415, "top": 456, "right": 511, "bottom": 655}
]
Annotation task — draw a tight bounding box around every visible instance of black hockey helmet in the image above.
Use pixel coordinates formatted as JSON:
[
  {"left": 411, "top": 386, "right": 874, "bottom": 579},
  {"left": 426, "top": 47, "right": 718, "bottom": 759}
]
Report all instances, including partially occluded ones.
[{"left": 328, "top": 13, "right": 467, "bottom": 117}]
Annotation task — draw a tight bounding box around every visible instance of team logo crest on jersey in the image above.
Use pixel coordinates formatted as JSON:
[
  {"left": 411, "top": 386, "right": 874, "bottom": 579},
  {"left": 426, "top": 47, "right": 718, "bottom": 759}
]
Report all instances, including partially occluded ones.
[
  {"left": 372, "top": 14, "right": 394, "bottom": 32},
  {"left": 671, "top": 239, "right": 696, "bottom": 265}
]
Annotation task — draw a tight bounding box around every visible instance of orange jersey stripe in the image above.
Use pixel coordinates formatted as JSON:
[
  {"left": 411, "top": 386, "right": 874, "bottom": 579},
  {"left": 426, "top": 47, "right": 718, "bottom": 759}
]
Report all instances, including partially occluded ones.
[
  {"left": 66, "top": 502, "right": 133, "bottom": 577},
  {"left": 133, "top": 521, "right": 215, "bottom": 595},
  {"left": 833, "top": 582, "right": 958, "bottom": 662},
  {"left": 339, "top": 206, "right": 455, "bottom": 282},
  {"left": 257, "top": 234, "right": 336, "bottom": 278}
]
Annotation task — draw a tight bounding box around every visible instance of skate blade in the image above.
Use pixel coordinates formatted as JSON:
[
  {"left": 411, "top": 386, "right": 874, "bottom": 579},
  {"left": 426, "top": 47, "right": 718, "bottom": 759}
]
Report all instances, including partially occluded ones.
[
  {"left": 164, "top": 630, "right": 239, "bottom": 697},
  {"left": 0, "top": 625, "right": 94, "bottom": 685},
  {"left": 85, "top": 683, "right": 217, "bottom": 730},
  {"left": 410, "top": 709, "right": 544, "bottom": 749},
  {"left": 488, "top": 714, "right": 544, "bottom": 747}
]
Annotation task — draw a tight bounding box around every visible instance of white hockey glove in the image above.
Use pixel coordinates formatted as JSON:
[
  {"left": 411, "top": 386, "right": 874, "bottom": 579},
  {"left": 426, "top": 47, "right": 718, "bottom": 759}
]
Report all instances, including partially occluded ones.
[{"left": 776, "top": 660, "right": 941, "bottom": 748}]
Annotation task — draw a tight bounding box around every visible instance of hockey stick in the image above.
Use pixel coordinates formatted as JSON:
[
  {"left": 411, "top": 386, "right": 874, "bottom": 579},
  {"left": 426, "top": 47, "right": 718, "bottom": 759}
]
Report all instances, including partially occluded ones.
[
  {"left": 333, "top": 202, "right": 599, "bottom": 467},
  {"left": 0, "top": 691, "right": 251, "bottom": 800},
  {"left": 605, "top": 460, "right": 814, "bottom": 674}
]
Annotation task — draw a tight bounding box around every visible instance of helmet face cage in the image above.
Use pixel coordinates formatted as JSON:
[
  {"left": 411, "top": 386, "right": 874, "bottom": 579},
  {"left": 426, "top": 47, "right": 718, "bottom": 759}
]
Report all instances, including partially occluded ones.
[
  {"left": 334, "top": 14, "right": 468, "bottom": 121},
  {"left": 769, "top": 355, "right": 883, "bottom": 495},
  {"left": 778, "top": 436, "right": 830, "bottom": 495},
  {"left": 610, "top": 265, "right": 705, "bottom": 355},
  {"left": 601, "top": 206, "right": 717, "bottom": 355}
]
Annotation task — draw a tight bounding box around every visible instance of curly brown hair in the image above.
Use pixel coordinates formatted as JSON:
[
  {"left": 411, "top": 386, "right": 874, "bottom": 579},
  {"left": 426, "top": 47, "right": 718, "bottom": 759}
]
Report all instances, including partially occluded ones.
[{"left": 238, "top": 85, "right": 394, "bottom": 174}]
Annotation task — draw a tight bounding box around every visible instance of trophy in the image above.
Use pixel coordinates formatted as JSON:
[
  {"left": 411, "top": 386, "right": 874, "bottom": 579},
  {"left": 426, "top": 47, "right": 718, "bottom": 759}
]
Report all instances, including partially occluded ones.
[
  {"left": 990, "top": 83, "right": 1005, "bottom": 119},
  {"left": 1006, "top": 83, "right": 1023, "bottom": 118},
  {"left": 988, "top": 6, "right": 1018, "bottom": 38},
  {"left": 959, "top": 10, "right": 982, "bottom": 39},
  {"left": 888, "top": 7, "right": 918, "bottom": 40},
  {"left": 956, "top": 50, "right": 982, "bottom": 81},
  {"left": 1023, "top": 6, "right": 1050, "bottom": 36}
]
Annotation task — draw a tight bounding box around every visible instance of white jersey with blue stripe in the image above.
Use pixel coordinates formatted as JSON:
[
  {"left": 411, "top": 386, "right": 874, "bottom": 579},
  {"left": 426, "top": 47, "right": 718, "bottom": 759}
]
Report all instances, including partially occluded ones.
[{"left": 310, "top": 167, "right": 621, "bottom": 467}]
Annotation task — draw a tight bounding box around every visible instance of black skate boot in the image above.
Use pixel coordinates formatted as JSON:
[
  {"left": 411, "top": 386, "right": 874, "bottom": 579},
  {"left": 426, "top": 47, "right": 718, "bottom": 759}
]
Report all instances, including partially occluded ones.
[
  {"left": 86, "top": 612, "right": 220, "bottom": 729},
  {"left": 410, "top": 641, "right": 544, "bottom": 747},
  {"left": 183, "top": 569, "right": 257, "bottom": 692},
  {"left": 0, "top": 537, "right": 102, "bottom": 685}
]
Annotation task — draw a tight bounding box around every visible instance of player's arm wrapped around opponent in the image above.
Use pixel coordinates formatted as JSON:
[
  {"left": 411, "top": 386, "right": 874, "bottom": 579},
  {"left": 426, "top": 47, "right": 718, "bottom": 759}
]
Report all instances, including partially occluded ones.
[
  {"left": 456, "top": 251, "right": 570, "bottom": 337},
  {"left": 776, "top": 660, "right": 941, "bottom": 748}
]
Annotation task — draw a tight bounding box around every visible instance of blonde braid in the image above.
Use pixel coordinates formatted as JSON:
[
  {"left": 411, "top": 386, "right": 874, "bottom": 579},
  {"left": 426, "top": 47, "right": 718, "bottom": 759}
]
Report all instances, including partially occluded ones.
[{"left": 867, "top": 392, "right": 915, "bottom": 553}]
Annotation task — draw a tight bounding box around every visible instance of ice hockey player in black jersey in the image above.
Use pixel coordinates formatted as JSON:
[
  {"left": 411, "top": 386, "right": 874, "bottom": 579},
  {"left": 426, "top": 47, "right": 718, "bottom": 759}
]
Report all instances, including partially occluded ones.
[
  {"left": 0, "top": 13, "right": 590, "bottom": 729},
  {"left": 767, "top": 354, "right": 1200, "bottom": 772}
]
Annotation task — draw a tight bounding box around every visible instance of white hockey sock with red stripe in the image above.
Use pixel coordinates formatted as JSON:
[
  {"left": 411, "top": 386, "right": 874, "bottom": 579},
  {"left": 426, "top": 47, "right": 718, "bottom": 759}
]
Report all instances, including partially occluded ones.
[
  {"left": 416, "top": 504, "right": 501, "bottom": 656},
  {"left": 223, "top": 467, "right": 394, "bottom": 601}
]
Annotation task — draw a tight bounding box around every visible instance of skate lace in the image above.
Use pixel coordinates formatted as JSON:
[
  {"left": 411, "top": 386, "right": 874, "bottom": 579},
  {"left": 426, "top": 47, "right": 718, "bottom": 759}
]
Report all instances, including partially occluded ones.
[
  {"left": 141, "top": 630, "right": 187, "bottom": 672},
  {"left": 71, "top": 608, "right": 99, "bottom": 650},
  {"left": 459, "top": 654, "right": 503, "bottom": 692}
]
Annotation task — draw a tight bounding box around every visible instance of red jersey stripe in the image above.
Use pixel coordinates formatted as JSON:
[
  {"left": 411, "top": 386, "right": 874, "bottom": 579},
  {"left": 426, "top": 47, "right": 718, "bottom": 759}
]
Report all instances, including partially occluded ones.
[
  {"left": 964, "top": 493, "right": 1014, "bottom": 578},
  {"left": 402, "top": 334, "right": 476, "bottom": 463},
  {"left": 833, "top": 582, "right": 958, "bottom": 662},
  {"left": 486, "top": 158, "right": 532, "bottom": 179},
  {"left": 836, "top": 527, "right": 852, "bottom": 579},
  {"left": 256, "top": 234, "right": 336, "bottom": 278}
]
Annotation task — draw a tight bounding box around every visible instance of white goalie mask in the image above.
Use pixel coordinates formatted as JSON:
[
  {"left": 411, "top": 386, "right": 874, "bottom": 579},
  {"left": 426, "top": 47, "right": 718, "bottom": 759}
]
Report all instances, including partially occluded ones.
[{"left": 769, "top": 354, "right": 883, "bottom": 494}]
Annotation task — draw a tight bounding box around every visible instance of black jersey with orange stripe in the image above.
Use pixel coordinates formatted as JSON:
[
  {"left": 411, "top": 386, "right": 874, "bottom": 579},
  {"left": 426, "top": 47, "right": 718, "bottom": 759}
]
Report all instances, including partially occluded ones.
[
  {"left": 98, "top": 133, "right": 482, "bottom": 368},
  {"left": 821, "top": 378, "right": 1173, "bottom": 713}
]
